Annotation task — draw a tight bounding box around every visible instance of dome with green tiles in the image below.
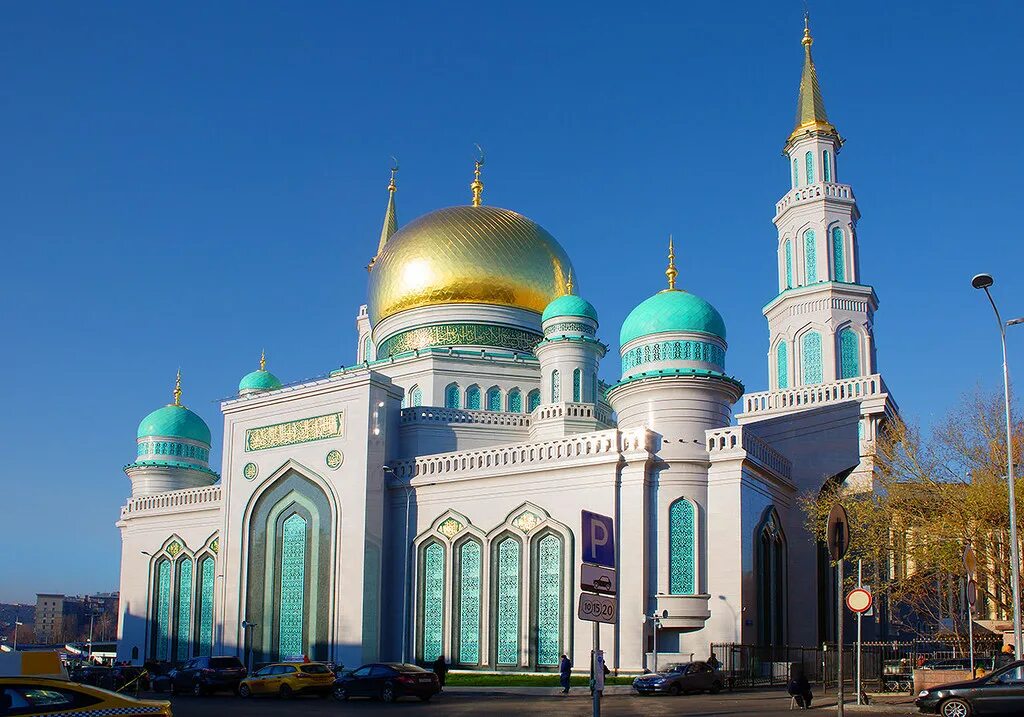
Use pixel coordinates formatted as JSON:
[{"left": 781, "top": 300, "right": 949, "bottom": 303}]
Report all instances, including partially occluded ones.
[
  {"left": 137, "top": 405, "right": 211, "bottom": 445},
  {"left": 238, "top": 351, "right": 282, "bottom": 396},
  {"left": 542, "top": 293, "right": 598, "bottom": 323},
  {"left": 619, "top": 289, "right": 726, "bottom": 346}
]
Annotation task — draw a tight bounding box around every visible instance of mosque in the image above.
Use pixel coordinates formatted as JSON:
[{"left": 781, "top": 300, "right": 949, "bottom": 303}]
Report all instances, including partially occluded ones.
[{"left": 115, "top": 20, "right": 897, "bottom": 672}]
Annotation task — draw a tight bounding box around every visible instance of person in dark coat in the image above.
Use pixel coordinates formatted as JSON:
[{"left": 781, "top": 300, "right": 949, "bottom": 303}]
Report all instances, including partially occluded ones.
[
  {"left": 559, "top": 654, "right": 573, "bottom": 693},
  {"left": 707, "top": 651, "right": 721, "bottom": 671},
  {"left": 433, "top": 655, "right": 448, "bottom": 691},
  {"left": 787, "top": 670, "right": 813, "bottom": 709}
]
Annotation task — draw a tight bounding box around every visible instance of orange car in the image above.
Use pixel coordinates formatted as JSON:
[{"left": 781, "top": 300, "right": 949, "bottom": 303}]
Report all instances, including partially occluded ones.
[
  {"left": 238, "top": 662, "right": 334, "bottom": 698},
  {"left": 0, "top": 676, "right": 172, "bottom": 715}
]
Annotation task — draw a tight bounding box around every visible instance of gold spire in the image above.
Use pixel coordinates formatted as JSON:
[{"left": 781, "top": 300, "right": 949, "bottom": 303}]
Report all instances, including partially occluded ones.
[
  {"left": 172, "top": 369, "right": 183, "bottom": 407},
  {"left": 368, "top": 159, "right": 399, "bottom": 271},
  {"left": 259, "top": 349, "right": 266, "bottom": 372},
  {"left": 787, "top": 14, "right": 839, "bottom": 147},
  {"left": 565, "top": 269, "right": 574, "bottom": 295},
  {"left": 664, "top": 235, "right": 679, "bottom": 291},
  {"left": 471, "top": 144, "right": 485, "bottom": 207}
]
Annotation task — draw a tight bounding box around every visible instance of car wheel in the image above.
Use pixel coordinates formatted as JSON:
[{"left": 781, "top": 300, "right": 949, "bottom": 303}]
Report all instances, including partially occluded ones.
[
  {"left": 668, "top": 683, "right": 681, "bottom": 696},
  {"left": 192, "top": 682, "right": 204, "bottom": 697},
  {"left": 279, "top": 684, "right": 293, "bottom": 700},
  {"left": 710, "top": 681, "right": 723, "bottom": 694},
  {"left": 332, "top": 686, "right": 348, "bottom": 702},
  {"left": 940, "top": 698, "right": 972, "bottom": 717},
  {"left": 239, "top": 684, "right": 251, "bottom": 698},
  {"left": 381, "top": 682, "right": 397, "bottom": 703}
]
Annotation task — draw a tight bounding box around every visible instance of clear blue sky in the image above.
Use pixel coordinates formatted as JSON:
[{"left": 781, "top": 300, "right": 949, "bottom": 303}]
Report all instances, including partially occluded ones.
[{"left": 2, "top": 1, "right": 1022, "bottom": 603}]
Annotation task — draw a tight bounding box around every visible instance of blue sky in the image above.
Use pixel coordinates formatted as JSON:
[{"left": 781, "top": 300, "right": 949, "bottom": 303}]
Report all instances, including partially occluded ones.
[{"left": 1, "top": 1, "right": 1022, "bottom": 602}]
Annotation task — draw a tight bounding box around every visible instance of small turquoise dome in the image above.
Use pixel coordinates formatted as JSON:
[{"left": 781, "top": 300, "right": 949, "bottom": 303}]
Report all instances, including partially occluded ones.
[
  {"left": 137, "top": 405, "right": 212, "bottom": 445},
  {"left": 620, "top": 290, "right": 726, "bottom": 346},
  {"left": 238, "top": 369, "right": 282, "bottom": 393},
  {"left": 542, "top": 294, "right": 599, "bottom": 323}
]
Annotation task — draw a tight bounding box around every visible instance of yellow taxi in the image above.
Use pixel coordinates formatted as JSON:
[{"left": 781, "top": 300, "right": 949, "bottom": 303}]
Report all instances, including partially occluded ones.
[
  {"left": 0, "top": 676, "right": 172, "bottom": 716},
  {"left": 238, "top": 662, "right": 334, "bottom": 699}
]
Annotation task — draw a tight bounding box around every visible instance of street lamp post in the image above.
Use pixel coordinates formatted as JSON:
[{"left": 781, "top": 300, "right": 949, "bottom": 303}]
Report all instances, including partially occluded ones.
[{"left": 972, "top": 273, "right": 1024, "bottom": 660}]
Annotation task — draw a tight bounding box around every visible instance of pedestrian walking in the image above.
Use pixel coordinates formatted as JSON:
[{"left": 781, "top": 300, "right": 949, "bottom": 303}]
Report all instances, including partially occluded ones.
[
  {"left": 433, "top": 654, "right": 448, "bottom": 691},
  {"left": 559, "top": 654, "right": 573, "bottom": 693},
  {"left": 787, "top": 668, "right": 813, "bottom": 709}
]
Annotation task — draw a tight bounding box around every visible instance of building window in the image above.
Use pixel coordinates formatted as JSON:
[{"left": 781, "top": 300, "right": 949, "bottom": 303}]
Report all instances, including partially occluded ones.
[
  {"left": 466, "top": 385, "right": 481, "bottom": 410},
  {"left": 776, "top": 341, "right": 789, "bottom": 389},
  {"left": 527, "top": 389, "right": 541, "bottom": 413},
  {"left": 153, "top": 560, "right": 171, "bottom": 660},
  {"left": 591, "top": 373, "right": 598, "bottom": 404},
  {"left": 668, "top": 499, "right": 696, "bottom": 595},
  {"left": 457, "top": 540, "right": 481, "bottom": 665},
  {"left": 279, "top": 514, "right": 306, "bottom": 658},
  {"left": 174, "top": 558, "right": 193, "bottom": 662},
  {"left": 831, "top": 227, "right": 845, "bottom": 281},
  {"left": 486, "top": 386, "right": 502, "bottom": 412},
  {"left": 784, "top": 240, "right": 793, "bottom": 288},
  {"left": 550, "top": 370, "right": 560, "bottom": 403},
  {"left": 792, "top": 158, "right": 799, "bottom": 188},
  {"left": 757, "top": 507, "right": 787, "bottom": 646},
  {"left": 422, "top": 542, "right": 445, "bottom": 663},
  {"left": 805, "top": 151, "right": 814, "bottom": 184},
  {"left": 804, "top": 230, "right": 817, "bottom": 283},
  {"left": 495, "top": 537, "right": 521, "bottom": 665},
  {"left": 507, "top": 388, "right": 522, "bottom": 413},
  {"left": 363, "top": 335, "right": 373, "bottom": 362},
  {"left": 802, "top": 332, "right": 823, "bottom": 385},
  {"left": 534, "top": 534, "right": 562, "bottom": 667},
  {"left": 822, "top": 150, "right": 832, "bottom": 182},
  {"left": 196, "top": 556, "right": 215, "bottom": 657},
  {"left": 572, "top": 369, "right": 582, "bottom": 402},
  {"left": 839, "top": 328, "right": 860, "bottom": 379},
  {"left": 410, "top": 385, "right": 422, "bottom": 407},
  {"left": 444, "top": 383, "right": 460, "bottom": 409}
]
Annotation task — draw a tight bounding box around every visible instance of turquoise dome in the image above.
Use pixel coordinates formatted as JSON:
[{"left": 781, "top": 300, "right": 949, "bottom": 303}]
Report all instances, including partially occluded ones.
[
  {"left": 238, "top": 369, "right": 282, "bottom": 393},
  {"left": 137, "top": 405, "right": 212, "bottom": 445},
  {"left": 542, "top": 294, "right": 599, "bottom": 323},
  {"left": 620, "top": 289, "right": 726, "bottom": 346}
]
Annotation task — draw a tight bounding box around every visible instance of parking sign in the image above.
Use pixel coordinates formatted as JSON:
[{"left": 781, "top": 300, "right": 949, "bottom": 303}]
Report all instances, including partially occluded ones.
[{"left": 581, "top": 510, "right": 615, "bottom": 568}]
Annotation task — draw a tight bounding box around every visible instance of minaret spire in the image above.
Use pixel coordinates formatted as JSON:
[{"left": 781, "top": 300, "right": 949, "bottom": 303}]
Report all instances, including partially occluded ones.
[
  {"left": 172, "top": 369, "right": 183, "bottom": 407},
  {"left": 663, "top": 235, "right": 678, "bottom": 291},
  {"left": 367, "top": 159, "right": 399, "bottom": 271},
  {"left": 259, "top": 349, "right": 266, "bottom": 371},
  {"left": 471, "top": 144, "right": 485, "bottom": 207},
  {"left": 788, "top": 13, "right": 839, "bottom": 146}
]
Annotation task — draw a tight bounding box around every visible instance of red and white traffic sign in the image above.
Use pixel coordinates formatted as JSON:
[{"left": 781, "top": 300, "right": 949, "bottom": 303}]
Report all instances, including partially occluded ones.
[
  {"left": 846, "top": 588, "right": 873, "bottom": 614},
  {"left": 967, "top": 579, "right": 978, "bottom": 608}
]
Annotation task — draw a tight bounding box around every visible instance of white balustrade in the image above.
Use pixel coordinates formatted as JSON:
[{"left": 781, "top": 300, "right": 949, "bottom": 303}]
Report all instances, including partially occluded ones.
[
  {"left": 121, "top": 485, "right": 222, "bottom": 517},
  {"left": 400, "top": 407, "right": 530, "bottom": 428},
  {"left": 706, "top": 427, "right": 793, "bottom": 480},
  {"left": 742, "top": 374, "right": 886, "bottom": 416},
  {"left": 775, "top": 182, "right": 854, "bottom": 217}
]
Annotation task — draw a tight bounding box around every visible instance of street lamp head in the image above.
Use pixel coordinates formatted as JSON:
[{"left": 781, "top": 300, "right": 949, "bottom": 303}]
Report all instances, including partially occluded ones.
[{"left": 972, "top": 273, "right": 994, "bottom": 290}]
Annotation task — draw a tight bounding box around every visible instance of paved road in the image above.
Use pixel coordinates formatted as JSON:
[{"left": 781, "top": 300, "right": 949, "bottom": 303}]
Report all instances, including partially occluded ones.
[{"left": 157, "top": 689, "right": 917, "bottom": 716}]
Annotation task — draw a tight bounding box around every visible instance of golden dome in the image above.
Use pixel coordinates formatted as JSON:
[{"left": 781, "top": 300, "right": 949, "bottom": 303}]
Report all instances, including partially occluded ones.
[{"left": 367, "top": 205, "right": 574, "bottom": 325}]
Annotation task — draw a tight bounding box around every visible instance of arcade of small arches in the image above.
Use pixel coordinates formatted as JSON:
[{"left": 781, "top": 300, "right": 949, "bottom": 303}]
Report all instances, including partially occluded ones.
[
  {"left": 773, "top": 324, "right": 864, "bottom": 389},
  {"left": 147, "top": 534, "right": 220, "bottom": 662},
  {"left": 781, "top": 224, "right": 852, "bottom": 290},
  {"left": 790, "top": 148, "right": 835, "bottom": 189},
  {"left": 436, "top": 383, "right": 543, "bottom": 414}
]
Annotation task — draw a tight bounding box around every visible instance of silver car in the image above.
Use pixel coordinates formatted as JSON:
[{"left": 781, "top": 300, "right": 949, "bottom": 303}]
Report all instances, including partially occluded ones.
[{"left": 633, "top": 661, "right": 724, "bottom": 696}]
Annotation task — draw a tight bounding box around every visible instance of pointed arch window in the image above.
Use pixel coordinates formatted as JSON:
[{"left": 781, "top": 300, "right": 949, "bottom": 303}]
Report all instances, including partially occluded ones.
[
  {"left": 534, "top": 534, "right": 562, "bottom": 666},
  {"left": 805, "top": 151, "right": 814, "bottom": 184},
  {"left": 804, "top": 230, "right": 817, "bottom": 283},
  {"left": 421, "top": 541, "right": 445, "bottom": 663},
  {"left": 669, "top": 499, "right": 696, "bottom": 594},
  {"left": 757, "top": 508, "right": 787, "bottom": 646},
  {"left": 153, "top": 560, "right": 171, "bottom": 660},
  {"left": 550, "top": 370, "right": 560, "bottom": 403},
  {"left": 279, "top": 514, "right": 307, "bottom": 658},
  {"left": 822, "top": 150, "right": 832, "bottom": 182},
  {"left": 362, "top": 335, "right": 372, "bottom": 362},
  {"left": 776, "top": 341, "right": 789, "bottom": 390},
  {"left": 195, "top": 555, "right": 215, "bottom": 657},
  {"left": 801, "top": 331, "right": 823, "bottom": 385},
  {"left": 495, "top": 537, "right": 521, "bottom": 665},
  {"left": 444, "top": 383, "right": 460, "bottom": 409},
  {"left": 466, "top": 385, "right": 481, "bottom": 410},
  {"left": 572, "top": 368, "right": 582, "bottom": 402},
  {"left": 527, "top": 389, "right": 541, "bottom": 413},
  {"left": 831, "top": 227, "right": 845, "bottom": 282},
  {"left": 591, "top": 373, "right": 598, "bottom": 405},
  {"left": 784, "top": 240, "right": 793, "bottom": 289},
  {"left": 410, "top": 386, "right": 423, "bottom": 407},
  {"left": 486, "top": 386, "right": 502, "bottom": 412},
  {"left": 456, "top": 540, "right": 481, "bottom": 665},
  {"left": 174, "top": 557, "right": 193, "bottom": 662},
  {"left": 839, "top": 328, "right": 860, "bottom": 379},
  {"left": 507, "top": 388, "right": 522, "bottom": 413},
  {"left": 792, "top": 158, "right": 799, "bottom": 188}
]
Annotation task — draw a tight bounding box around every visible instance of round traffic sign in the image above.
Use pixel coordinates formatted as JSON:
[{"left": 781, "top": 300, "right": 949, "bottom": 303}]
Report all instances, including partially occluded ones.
[
  {"left": 846, "top": 588, "right": 872, "bottom": 614},
  {"left": 967, "top": 579, "right": 978, "bottom": 607}
]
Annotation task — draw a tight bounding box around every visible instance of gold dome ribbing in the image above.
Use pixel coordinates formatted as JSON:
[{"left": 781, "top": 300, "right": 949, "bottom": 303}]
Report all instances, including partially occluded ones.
[{"left": 367, "top": 205, "right": 574, "bottom": 325}]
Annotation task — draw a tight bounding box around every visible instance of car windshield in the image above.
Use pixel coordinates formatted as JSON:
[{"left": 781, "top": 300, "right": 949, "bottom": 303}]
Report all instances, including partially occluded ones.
[
  {"left": 391, "top": 664, "right": 428, "bottom": 673},
  {"left": 210, "top": 658, "right": 244, "bottom": 669},
  {"left": 300, "top": 664, "right": 331, "bottom": 674},
  {"left": 664, "top": 664, "right": 688, "bottom": 674}
]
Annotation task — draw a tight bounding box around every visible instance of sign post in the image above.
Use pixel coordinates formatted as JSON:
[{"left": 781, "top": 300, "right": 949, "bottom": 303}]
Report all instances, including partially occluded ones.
[
  {"left": 845, "top": 567, "right": 873, "bottom": 706},
  {"left": 964, "top": 544, "right": 977, "bottom": 677},
  {"left": 827, "top": 504, "right": 851, "bottom": 717},
  {"left": 580, "top": 511, "right": 616, "bottom": 717}
]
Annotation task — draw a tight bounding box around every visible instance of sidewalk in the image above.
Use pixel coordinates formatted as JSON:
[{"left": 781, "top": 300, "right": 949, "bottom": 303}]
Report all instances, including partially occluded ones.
[{"left": 447, "top": 685, "right": 635, "bottom": 696}]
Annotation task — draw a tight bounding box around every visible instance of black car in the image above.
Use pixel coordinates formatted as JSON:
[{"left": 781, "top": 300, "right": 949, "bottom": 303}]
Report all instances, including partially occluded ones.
[
  {"left": 332, "top": 663, "right": 440, "bottom": 703},
  {"left": 167, "top": 656, "right": 247, "bottom": 696},
  {"left": 916, "top": 660, "right": 1024, "bottom": 716}
]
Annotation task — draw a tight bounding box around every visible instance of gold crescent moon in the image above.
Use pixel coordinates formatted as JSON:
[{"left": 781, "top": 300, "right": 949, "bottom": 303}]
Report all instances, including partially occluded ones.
[
  {"left": 474, "top": 143, "right": 485, "bottom": 167},
  {"left": 390, "top": 155, "right": 399, "bottom": 173}
]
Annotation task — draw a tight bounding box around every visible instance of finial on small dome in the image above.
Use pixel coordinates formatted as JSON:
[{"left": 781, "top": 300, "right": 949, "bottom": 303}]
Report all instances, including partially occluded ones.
[
  {"left": 260, "top": 349, "right": 266, "bottom": 372},
  {"left": 471, "top": 144, "right": 485, "bottom": 207},
  {"left": 172, "top": 369, "right": 183, "bottom": 407},
  {"left": 388, "top": 156, "right": 398, "bottom": 194},
  {"left": 565, "top": 269, "right": 574, "bottom": 295},
  {"left": 665, "top": 235, "right": 678, "bottom": 291}
]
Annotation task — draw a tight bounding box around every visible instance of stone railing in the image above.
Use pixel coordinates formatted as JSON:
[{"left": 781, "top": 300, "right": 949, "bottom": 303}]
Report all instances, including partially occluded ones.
[
  {"left": 531, "top": 402, "right": 615, "bottom": 427},
  {"left": 400, "top": 407, "right": 531, "bottom": 428},
  {"left": 390, "top": 427, "right": 650, "bottom": 480},
  {"left": 775, "top": 182, "right": 854, "bottom": 216},
  {"left": 741, "top": 374, "right": 886, "bottom": 416},
  {"left": 121, "top": 485, "right": 222, "bottom": 518},
  {"left": 706, "top": 427, "right": 792, "bottom": 480}
]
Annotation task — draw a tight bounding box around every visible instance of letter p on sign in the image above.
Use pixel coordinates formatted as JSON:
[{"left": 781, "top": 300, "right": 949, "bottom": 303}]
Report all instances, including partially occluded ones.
[{"left": 581, "top": 510, "right": 615, "bottom": 568}]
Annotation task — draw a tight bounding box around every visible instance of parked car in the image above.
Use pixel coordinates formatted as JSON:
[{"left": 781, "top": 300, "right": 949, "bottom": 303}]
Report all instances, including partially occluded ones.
[
  {"left": 332, "top": 663, "right": 440, "bottom": 703},
  {"left": 238, "top": 662, "right": 334, "bottom": 699},
  {"left": 167, "top": 656, "right": 247, "bottom": 696},
  {"left": 0, "top": 676, "right": 172, "bottom": 716},
  {"left": 921, "top": 658, "right": 995, "bottom": 672},
  {"left": 916, "top": 660, "right": 1024, "bottom": 716},
  {"left": 632, "top": 661, "right": 723, "bottom": 696}
]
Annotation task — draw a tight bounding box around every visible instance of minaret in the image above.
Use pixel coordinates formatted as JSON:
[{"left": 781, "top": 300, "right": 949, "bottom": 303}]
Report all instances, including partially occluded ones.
[{"left": 766, "top": 17, "right": 877, "bottom": 390}]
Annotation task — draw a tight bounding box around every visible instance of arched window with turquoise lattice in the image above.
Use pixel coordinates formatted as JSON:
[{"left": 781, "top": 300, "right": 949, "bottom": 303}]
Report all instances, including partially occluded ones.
[
  {"left": 776, "top": 341, "right": 789, "bottom": 390},
  {"left": 792, "top": 157, "right": 799, "bottom": 188},
  {"left": 421, "top": 541, "right": 445, "bottom": 663},
  {"left": 839, "top": 328, "right": 860, "bottom": 379},
  {"left": 363, "top": 335, "right": 373, "bottom": 362},
  {"left": 591, "top": 373, "right": 598, "bottom": 404},
  {"left": 444, "top": 383, "right": 460, "bottom": 409},
  {"left": 410, "top": 385, "right": 423, "bottom": 407},
  {"left": 494, "top": 536, "right": 521, "bottom": 665},
  {"left": 507, "top": 388, "right": 522, "bottom": 413},
  {"left": 801, "top": 331, "right": 823, "bottom": 385},
  {"left": 527, "top": 389, "right": 541, "bottom": 412},
  {"left": 668, "top": 499, "right": 696, "bottom": 595},
  {"left": 466, "top": 385, "right": 481, "bottom": 410},
  {"left": 533, "top": 533, "right": 563, "bottom": 666},
  {"left": 822, "top": 150, "right": 832, "bottom": 182},
  {"left": 805, "top": 151, "right": 814, "bottom": 184},
  {"left": 195, "top": 555, "right": 215, "bottom": 657},
  {"left": 831, "top": 227, "right": 845, "bottom": 281},
  {"left": 174, "top": 557, "right": 193, "bottom": 662},
  {"left": 550, "top": 370, "right": 560, "bottom": 402},
  {"left": 804, "top": 230, "right": 817, "bottom": 283},
  {"left": 486, "top": 386, "right": 501, "bottom": 411},
  {"left": 152, "top": 559, "right": 171, "bottom": 659},
  {"left": 784, "top": 240, "right": 793, "bottom": 288},
  {"left": 279, "top": 513, "right": 307, "bottom": 657},
  {"left": 455, "top": 539, "right": 481, "bottom": 665},
  {"left": 572, "top": 368, "right": 582, "bottom": 402}
]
